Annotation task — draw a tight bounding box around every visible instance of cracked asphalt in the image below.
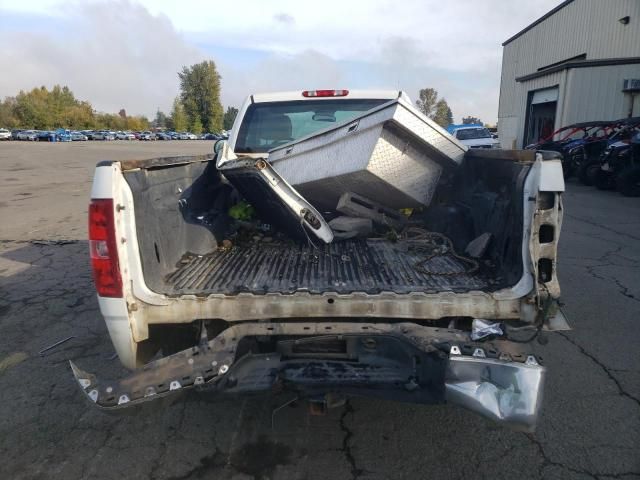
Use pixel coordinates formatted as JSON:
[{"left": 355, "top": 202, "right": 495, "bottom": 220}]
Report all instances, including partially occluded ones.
[{"left": 1, "top": 141, "right": 639, "bottom": 480}]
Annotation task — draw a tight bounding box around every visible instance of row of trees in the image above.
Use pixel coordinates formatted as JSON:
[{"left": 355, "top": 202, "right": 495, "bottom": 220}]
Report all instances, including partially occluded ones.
[
  {"left": 415, "top": 88, "right": 488, "bottom": 127},
  {"left": 0, "top": 86, "right": 151, "bottom": 131},
  {"left": 0, "top": 60, "right": 239, "bottom": 133}
]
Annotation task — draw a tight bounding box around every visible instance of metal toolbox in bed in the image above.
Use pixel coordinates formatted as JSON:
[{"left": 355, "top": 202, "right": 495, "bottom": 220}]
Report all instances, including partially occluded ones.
[{"left": 267, "top": 98, "right": 467, "bottom": 211}]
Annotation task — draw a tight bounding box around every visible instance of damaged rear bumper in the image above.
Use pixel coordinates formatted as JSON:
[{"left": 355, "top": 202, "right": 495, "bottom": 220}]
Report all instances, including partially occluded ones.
[{"left": 70, "top": 322, "right": 545, "bottom": 431}]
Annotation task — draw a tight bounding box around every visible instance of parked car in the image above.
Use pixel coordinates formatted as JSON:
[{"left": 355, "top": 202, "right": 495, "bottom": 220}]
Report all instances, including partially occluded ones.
[
  {"left": 186, "top": 132, "right": 198, "bottom": 140},
  {"left": 17, "top": 130, "right": 38, "bottom": 141},
  {"left": 203, "top": 133, "right": 220, "bottom": 140},
  {"left": 54, "top": 129, "right": 73, "bottom": 142},
  {"left": 93, "top": 131, "right": 115, "bottom": 141},
  {"left": 139, "top": 131, "right": 156, "bottom": 141},
  {"left": 73, "top": 89, "right": 565, "bottom": 434},
  {"left": 0, "top": 128, "right": 11, "bottom": 140},
  {"left": 155, "top": 132, "right": 172, "bottom": 140},
  {"left": 446, "top": 124, "right": 500, "bottom": 149},
  {"left": 71, "top": 131, "right": 89, "bottom": 141},
  {"left": 176, "top": 132, "right": 189, "bottom": 140},
  {"left": 116, "top": 132, "right": 136, "bottom": 140}
]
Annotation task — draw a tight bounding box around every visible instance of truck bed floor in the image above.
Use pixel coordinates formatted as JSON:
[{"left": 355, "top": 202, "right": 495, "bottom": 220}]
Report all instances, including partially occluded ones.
[{"left": 164, "top": 238, "right": 498, "bottom": 296}]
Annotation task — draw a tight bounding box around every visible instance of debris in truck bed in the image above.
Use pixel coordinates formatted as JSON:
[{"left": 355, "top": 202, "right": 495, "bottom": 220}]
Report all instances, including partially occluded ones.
[
  {"left": 228, "top": 201, "right": 256, "bottom": 220},
  {"left": 403, "top": 227, "right": 479, "bottom": 276},
  {"left": 336, "top": 192, "right": 407, "bottom": 230},
  {"left": 465, "top": 232, "right": 492, "bottom": 258},
  {"left": 327, "top": 216, "right": 373, "bottom": 240}
]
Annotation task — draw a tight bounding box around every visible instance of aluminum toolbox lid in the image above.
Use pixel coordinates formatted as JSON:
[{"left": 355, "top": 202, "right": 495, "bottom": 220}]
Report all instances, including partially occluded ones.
[{"left": 267, "top": 97, "right": 467, "bottom": 166}]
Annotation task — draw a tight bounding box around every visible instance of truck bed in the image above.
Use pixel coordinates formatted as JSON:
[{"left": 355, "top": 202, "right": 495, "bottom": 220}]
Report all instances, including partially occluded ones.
[{"left": 164, "top": 238, "right": 495, "bottom": 296}]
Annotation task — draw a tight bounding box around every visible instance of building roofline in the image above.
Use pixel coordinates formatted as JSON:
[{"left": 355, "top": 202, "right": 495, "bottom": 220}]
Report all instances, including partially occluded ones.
[
  {"left": 516, "top": 57, "right": 640, "bottom": 82},
  {"left": 502, "top": 0, "right": 575, "bottom": 46}
]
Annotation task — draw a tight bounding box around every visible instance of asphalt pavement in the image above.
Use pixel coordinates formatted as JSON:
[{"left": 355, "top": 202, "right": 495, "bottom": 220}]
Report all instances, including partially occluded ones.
[{"left": 0, "top": 141, "right": 638, "bottom": 480}]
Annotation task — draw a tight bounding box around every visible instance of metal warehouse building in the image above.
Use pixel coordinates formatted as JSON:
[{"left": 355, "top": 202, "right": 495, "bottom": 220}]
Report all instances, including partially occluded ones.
[{"left": 498, "top": 0, "right": 640, "bottom": 149}]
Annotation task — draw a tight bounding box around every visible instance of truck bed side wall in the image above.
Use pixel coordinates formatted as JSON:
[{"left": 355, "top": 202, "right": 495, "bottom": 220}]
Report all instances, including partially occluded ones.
[
  {"left": 124, "top": 161, "right": 230, "bottom": 293},
  {"left": 424, "top": 155, "right": 530, "bottom": 287}
]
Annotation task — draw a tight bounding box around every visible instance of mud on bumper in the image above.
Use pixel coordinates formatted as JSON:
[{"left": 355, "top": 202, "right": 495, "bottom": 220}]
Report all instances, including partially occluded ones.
[{"left": 71, "top": 322, "right": 545, "bottom": 431}]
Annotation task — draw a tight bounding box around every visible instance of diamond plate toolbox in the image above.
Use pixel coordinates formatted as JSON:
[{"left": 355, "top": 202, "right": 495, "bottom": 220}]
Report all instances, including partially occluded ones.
[{"left": 268, "top": 98, "right": 467, "bottom": 211}]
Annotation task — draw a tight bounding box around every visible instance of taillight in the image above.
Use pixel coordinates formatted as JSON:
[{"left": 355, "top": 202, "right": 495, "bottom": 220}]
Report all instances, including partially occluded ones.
[
  {"left": 89, "top": 198, "right": 123, "bottom": 297},
  {"left": 302, "top": 89, "right": 349, "bottom": 98}
]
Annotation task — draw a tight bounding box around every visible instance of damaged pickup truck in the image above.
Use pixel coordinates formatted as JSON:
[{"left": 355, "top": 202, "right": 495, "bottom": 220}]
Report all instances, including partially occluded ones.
[{"left": 72, "top": 89, "right": 568, "bottom": 431}]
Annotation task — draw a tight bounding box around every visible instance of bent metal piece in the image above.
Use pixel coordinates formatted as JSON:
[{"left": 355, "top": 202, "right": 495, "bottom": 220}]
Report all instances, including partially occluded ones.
[{"left": 70, "top": 322, "right": 545, "bottom": 431}]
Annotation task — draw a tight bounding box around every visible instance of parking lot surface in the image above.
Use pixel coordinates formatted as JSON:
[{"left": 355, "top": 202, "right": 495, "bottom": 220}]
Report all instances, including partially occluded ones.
[{"left": 1, "top": 141, "right": 639, "bottom": 480}]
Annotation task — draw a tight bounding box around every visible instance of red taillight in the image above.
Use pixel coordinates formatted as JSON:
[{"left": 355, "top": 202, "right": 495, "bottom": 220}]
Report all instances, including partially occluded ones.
[
  {"left": 302, "top": 89, "right": 349, "bottom": 98},
  {"left": 89, "top": 198, "right": 122, "bottom": 297}
]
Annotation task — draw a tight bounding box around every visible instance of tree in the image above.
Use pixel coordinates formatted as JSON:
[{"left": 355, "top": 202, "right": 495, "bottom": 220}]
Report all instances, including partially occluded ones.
[
  {"left": 223, "top": 106, "right": 238, "bottom": 131},
  {"left": 462, "top": 116, "right": 483, "bottom": 125},
  {"left": 415, "top": 88, "right": 438, "bottom": 118},
  {"left": 433, "top": 99, "right": 453, "bottom": 128},
  {"left": 415, "top": 87, "right": 454, "bottom": 127},
  {"left": 178, "top": 60, "right": 224, "bottom": 133},
  {"left": 0, "top": 97, "right": 19, "bottom": 128},
  {"left": 191, "top": 116, "right": 203, "bottom": 135},
  {"left": 171, "top": 97, "right": 188, "bottom": 132},
  {"left": 154, "top": 110, "right": 168, "bottom": 129}
]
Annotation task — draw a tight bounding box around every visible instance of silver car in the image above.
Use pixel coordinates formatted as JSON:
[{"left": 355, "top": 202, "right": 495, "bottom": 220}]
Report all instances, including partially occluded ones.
[{"left": 17, "top": 130, "right": 38, "bottom": 141}]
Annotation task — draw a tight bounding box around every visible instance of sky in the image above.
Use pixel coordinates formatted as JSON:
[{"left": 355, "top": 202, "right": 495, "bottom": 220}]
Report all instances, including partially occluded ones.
[{"left": 0, "top": 0, "right": 562, "bottom": 123}]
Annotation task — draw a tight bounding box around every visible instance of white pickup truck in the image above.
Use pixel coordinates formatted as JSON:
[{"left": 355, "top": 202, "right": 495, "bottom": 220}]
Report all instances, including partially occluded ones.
[{"left": 72, "top": 89, "right": 567, "bottom": 430}]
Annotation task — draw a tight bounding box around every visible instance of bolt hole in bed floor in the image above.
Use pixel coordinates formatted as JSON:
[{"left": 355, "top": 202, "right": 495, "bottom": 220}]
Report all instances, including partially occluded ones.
[{"left": 164, "top": 238, "right": 500, "bottom": 296}]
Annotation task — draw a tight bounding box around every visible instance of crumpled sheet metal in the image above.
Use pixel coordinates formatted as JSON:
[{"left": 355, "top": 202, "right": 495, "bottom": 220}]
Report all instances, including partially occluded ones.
[{"left": 445, "top": 355, "right": 545, "bottom": 431}]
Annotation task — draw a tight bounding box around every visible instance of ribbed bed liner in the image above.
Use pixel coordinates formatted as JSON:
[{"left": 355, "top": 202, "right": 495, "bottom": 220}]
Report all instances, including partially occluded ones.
[{"left": 164, "top": 239, "right": 497, "bottom": 296}]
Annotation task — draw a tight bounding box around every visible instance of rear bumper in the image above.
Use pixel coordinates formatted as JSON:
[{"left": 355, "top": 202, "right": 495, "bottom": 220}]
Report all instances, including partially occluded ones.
[{"left": 71, "top": 321, "right": 544, "bottom": 431}]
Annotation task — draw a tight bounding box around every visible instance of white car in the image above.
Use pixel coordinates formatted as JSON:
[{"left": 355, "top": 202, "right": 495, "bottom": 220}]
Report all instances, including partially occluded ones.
[
  {"left": 185, "top": 133, "right": 198, "bottom": 140},
  {"left": 93, "top": 131, "right": 115, "bottom": 141},
  {"left": 0, "top": 128, "right": 11, "bottom": 140},
  {"left": 116, "top": 132, "right": 135, "bottom": 140},
  {"left": 70, "top": 132, "right": 88, "bottom": 141},
  {"left": 17, "top": 130, "right": 38, "bottom": 141},
  {"left": 450, "top": 126, "right": 501, "bottom": 149}
]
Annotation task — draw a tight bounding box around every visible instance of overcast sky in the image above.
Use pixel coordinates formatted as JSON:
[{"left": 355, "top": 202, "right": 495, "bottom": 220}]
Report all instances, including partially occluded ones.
[{"left": 0, "top": 0, "right": 561, "bottom": 123}]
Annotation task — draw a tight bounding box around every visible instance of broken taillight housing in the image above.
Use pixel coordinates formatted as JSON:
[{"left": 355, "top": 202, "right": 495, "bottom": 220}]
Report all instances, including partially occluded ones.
[
  {"left": 89, "top": 198, "right": 122, "bottom": 297},
  {"left": 302, "top": 89, "right": 349, "bottom": 97}
]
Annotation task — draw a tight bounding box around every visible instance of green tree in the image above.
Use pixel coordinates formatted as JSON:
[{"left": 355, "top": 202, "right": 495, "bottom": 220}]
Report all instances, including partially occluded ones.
[
  {"left": 0, "top": 97, "right": 19, "bottom": 128},
  {"left": 154, "top": 110, "right": 168, "bottom": 129},
  {"left": 178, "top": 60, "right": 224, "bottom": 133},
  {"left": 462, "top": 116, "right": 483, "bottom": 125},
  {"left": 223, "top": 106, "right": 238, "bottom": 131},
  {"left": 191, "top": 116, "right": 203, "bottom": 135},
  {"left": 433, "top": 99, "right": 454, "bottom": 128},
  {"left": 415, "top": 88, "right": 438, "bottom": 118},
  {"left": 171, "top": 97, "right": 188, "bottom": 132}
]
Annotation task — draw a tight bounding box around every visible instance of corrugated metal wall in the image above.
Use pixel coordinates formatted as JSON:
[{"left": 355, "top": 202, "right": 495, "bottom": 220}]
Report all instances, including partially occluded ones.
[
  {"left": 498, "top": 0, "right": 640, "bottom": 148},
  {"left": 563, "top": 64, "right": 640, "bottom": 124}
]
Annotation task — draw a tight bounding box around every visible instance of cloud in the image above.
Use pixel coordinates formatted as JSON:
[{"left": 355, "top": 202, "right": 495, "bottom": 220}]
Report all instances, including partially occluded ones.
[
  {"left": 0, "top": 0, "right": 563, "bottom": 122},
  {"left": 273, "top": 13, "right": 295, "bottom": 25},
  {"left": 0, "top": 1, "right": 205, "bottom": 116}
]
